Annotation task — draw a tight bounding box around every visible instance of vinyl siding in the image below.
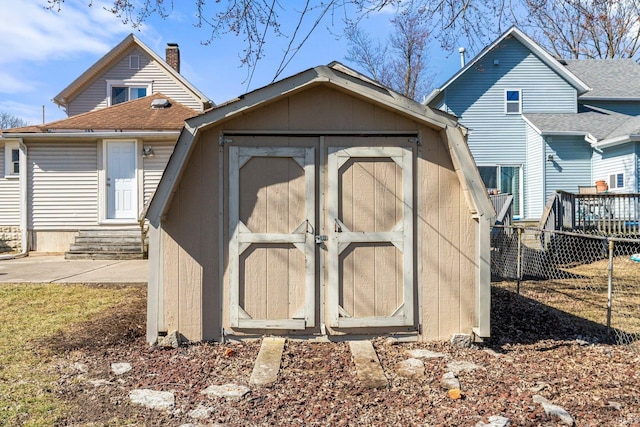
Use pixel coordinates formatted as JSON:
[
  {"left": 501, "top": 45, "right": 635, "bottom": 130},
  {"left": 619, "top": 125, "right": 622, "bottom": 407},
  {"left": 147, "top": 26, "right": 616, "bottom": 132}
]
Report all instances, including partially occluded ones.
[
  {"left": 545, "top": 135, "right": 592, "bottom": 198},
  {"left": 67, "top": 47, "right": 204, "bottom": 116},
  {"left": 28, "top": 142, "right": 98, "bottom": 229},
  {"left": 525, "top": 124, "right": 544, "bottom": 219},
  {"left": 593, "top": 143, "right": 636, "bottom": 193},
  {"left": 445, "top": 37, "right": 577, "bottom": 166},
  {"left": 0, "top": 142, "right": 20, "bottom": 226},
  {"left": 581, "top": 100, "right": 640, "bottom": 116},
  {"left": 143, "top": 140, "right": 175, "bottom": 204}
]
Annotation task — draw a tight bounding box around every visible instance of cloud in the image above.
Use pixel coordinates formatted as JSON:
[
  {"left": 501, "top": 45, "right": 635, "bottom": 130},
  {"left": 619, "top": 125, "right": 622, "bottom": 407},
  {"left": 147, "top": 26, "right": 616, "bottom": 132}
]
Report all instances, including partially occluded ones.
[{"left": 0, "top": 99, "right": 66, "bottom": 125}]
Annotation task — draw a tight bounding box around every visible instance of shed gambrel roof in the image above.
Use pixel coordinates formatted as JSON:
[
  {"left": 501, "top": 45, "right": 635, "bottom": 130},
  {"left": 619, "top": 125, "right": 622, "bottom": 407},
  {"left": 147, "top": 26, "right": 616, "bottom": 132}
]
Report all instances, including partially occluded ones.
[
  {"left": 53, "top": 34, "right": 212, "bottom": 111},
  {"left": 146, "top": 62, "right": 494, "bottom": 225},
  {"left": 564, "top": 59, "right": 640, "bottom": 101},
  {"left": 424, "top": 26, "right": 591, "bottom": 105}
]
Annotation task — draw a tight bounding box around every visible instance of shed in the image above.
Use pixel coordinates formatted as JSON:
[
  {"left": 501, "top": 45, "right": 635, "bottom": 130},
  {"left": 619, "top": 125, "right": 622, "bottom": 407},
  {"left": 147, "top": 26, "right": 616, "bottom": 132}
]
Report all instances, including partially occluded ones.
[{"left": 145, "top": 63, "right": 495, "bottom": 343}]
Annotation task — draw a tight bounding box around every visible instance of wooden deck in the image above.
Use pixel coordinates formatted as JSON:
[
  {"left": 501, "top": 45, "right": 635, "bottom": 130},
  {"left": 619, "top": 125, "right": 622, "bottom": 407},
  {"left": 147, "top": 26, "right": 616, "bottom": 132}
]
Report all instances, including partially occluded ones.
[{"left": 540, "top": 191, "right": 640, "bottom": 235}]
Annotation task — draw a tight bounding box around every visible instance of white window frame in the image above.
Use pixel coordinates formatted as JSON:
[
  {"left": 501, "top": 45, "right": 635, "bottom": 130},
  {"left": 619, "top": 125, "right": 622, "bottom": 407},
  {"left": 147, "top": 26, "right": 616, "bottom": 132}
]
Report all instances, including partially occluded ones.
[
  {"left": 4, "top": 141, "right": 20, "bottom": 178},
  {"left": 504, "top": 89, "right": 522, "bottom": 114},
  {"left": 609, "top": 172, "right": 624, "bottom": 189},
  {"left": 106, "top": 80, "right": 152, "bottom": 106},
  {"left": 478, "top": 163, "right": 523, "bottom": 218},
  {"left": 129, "top": 55, "right": 140, "bottom": 70}
]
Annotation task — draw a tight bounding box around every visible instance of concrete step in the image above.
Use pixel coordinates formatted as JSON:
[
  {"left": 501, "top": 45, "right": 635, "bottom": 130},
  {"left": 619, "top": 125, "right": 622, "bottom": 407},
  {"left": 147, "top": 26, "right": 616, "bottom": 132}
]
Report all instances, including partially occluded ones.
[
  {"left": 77, "top": 229, "right": 141, "bottom": 237},
  {"left": 65, "top": 251, "right": 146, "bottom": 260},
  {"left": 69, "top": 244, "right": 143, "bottom": 252},
  {"left": 75, "top": 236, "right": 142, "bottom": 243}
]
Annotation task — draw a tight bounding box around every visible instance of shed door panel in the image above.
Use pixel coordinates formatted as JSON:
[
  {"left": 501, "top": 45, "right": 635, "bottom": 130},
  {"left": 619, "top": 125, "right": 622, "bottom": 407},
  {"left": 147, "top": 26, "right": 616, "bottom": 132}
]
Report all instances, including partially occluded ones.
[
  {"left": 328, "top": 147, "right": 414, "bottom": 328},
  {"left": 229, "top": 146, "right": 315, "bottom": 329}
]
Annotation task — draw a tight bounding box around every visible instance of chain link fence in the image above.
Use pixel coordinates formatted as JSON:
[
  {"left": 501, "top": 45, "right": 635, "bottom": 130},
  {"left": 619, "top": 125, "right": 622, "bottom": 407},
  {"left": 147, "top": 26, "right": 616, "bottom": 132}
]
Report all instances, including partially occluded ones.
[{"left": 491, "top": 225, "right": 640, "bottom": 346}]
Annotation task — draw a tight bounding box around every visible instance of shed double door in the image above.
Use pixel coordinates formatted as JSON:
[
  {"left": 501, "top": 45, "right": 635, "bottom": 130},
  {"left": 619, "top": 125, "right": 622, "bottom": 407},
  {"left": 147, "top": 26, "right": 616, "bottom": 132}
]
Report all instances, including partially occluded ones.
[{"left": 229, "top": 141, "right": 414, "bottom": 332}]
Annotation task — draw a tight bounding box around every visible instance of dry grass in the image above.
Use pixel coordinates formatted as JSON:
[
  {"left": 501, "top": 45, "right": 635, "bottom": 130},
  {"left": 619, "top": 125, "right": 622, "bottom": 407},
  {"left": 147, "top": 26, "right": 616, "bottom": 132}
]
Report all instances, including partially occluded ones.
[{"left": 0, "top": 283, "right": 143, "bottom": 426}]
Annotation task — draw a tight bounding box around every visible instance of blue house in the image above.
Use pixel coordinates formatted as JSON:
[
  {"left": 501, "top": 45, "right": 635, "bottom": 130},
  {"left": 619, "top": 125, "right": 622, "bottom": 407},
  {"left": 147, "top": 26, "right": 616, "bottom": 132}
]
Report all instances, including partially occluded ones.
[{"left": 426, "top": 26, "right": 640, "bottom": 220}]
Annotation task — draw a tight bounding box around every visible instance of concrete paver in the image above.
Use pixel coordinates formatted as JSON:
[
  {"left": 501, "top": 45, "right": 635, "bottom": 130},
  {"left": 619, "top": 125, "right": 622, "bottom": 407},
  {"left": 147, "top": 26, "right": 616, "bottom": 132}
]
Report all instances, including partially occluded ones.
[
  {"left": 250, "top": 337, "right": 286, "bottom": 387},
  {"left": 0, "top": 253, "right": 147, "bottom": 284},
  {"left": 348, "top": 340, "right": 388, "bottom": 389}
]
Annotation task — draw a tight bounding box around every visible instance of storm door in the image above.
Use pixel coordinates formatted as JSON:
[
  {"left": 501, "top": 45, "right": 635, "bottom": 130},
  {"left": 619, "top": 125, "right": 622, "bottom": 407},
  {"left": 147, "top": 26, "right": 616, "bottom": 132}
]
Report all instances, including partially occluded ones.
[
  {"left": 327, "top": 146, "right": 414, "bottom": 328},
  {"left": 229, "top": 146, "right": 315, "bottom": 329}
]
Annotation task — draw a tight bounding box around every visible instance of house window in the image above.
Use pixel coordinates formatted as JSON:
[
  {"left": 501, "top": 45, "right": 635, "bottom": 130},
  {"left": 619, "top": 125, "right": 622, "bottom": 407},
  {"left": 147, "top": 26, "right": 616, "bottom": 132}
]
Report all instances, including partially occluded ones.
[
  {"left": 479, "top": 165, "right": 522, "bottom": 217},
  {"left": 609, "top": 173, "right": 624, "bottom": 189},
  {"left": 505, "top": 89, "right": 521, "bottom": 114},
  {"left": 129, "top": 55, "right": 140, "bottom": 70},
  {"left": 4, "top": 142, "right": 19, "bottom": 177},
  {"left": 107, "top": 80, "right": 151, "bottom": 106}
]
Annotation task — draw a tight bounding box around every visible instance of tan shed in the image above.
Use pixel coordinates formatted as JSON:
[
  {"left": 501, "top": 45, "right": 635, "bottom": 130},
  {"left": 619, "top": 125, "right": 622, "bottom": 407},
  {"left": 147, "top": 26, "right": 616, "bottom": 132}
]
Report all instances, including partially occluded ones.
[{"left": 145, "top": 63, "right": 494, "bottom": 344}]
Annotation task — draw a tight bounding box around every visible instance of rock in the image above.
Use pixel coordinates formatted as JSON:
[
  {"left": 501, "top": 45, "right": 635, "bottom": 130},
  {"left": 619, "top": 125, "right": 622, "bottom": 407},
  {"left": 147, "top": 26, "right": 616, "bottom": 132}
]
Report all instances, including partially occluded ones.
[
  {"left": 396, "top": 358, "right": 425, "bottom": 378},
  {"left": 202, "top": 383, "right": 251, "bottom": 400},
  {"left": 111, "top": 362, "right": 132, "bottom": 375},
  {"left": 406, "top": 349, "right": 445, "bottom": 359},
  {"left": 606, "top": 401, "right": 622, "bottom": 410},
  {"left": 384, "top": 337, "right": 398, "bottom": 346},
  {"left": 533, "top": 395, "right": 575, "bottom": 426},
  {"left": 475, "top": 415, "right": 511, "bottom": 427},
  {"left": 529, "top": 381, "right": 549, "bottom": 393},
  {"left": 447, "top": 360, "right": 482, "bottom": 374},
  {"left": 89, "top": 379, "right": 111, "bottom": 387},
  {"left": 440, "top": 372, "right": 460, "bottom": 390},
  {"left": 450, "top": 333, "right": 472, "bottom": 348},
  {"left": 575, "top": 339, "right": 590, "bottom": 346},
  {"left": 188, "top": 404, "right": 214, "bottom": 419},
  {"left": 129, "top": 389, "right": 175, "bottom": 411},
  {"left": 73, "top": 362, "right": 88, "bottom": 373},
  {"left": 157, "top": 330, "right": 180, "bottom": 348},
  {"left": 448, "top": 388, "right": 462, "bottom": 400}
]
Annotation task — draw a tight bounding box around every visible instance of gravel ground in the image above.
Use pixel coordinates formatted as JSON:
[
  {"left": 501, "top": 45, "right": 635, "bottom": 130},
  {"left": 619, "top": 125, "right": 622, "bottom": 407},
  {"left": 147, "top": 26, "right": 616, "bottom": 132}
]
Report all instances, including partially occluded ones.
[{"left": 44, "top": 284, "right": 640, "bottom": 426}]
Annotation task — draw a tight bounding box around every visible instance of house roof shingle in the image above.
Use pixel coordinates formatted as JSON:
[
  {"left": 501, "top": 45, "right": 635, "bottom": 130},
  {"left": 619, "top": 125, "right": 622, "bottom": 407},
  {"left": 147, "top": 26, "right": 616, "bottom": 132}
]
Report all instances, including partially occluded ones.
[
  {"left": 564, "top": 59, "right": 640, "bottom": 100},
  {"left": 2, "top": 93, "right": 197, "bottom": 134},
  {"left": 524, "top": 107, "right": 631, "bottom": 140}
]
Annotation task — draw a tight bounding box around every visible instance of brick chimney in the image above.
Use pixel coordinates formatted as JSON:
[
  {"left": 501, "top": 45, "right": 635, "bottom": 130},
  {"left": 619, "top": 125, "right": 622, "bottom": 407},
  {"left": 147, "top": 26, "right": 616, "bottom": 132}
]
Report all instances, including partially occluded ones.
[{"left": 166, "top": 43, "right": 180, "bottom": 73}]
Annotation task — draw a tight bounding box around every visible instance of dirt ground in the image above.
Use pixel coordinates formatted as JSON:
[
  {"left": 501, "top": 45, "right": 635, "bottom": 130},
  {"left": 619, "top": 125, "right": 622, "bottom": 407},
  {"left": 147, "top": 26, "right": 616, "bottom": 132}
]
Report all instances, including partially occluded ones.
[{"left": 41, "top": 284, "right": 640, "bottom": 426}]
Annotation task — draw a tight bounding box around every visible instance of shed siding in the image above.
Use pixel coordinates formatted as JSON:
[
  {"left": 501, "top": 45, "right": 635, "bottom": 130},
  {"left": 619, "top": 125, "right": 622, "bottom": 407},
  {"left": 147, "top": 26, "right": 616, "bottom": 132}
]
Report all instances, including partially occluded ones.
[
  {"left": 159, "top": 86, "right": 478, "bottom": 342},
  {"left": 593, "top": 143, "right": 636, "bottom": 193},
  {"left": 142, "top": 140, "right": 175, "bottom": 204},
  {"left": 27, "top": 141, "right": 98, "bottom": 229},
  {"left": 545, "top": 136, "right": 592, "bottom": 199},
  {"left": 67, "top": 47, "right": 203, "bottom": 116},
  {"left": 444, "top": 37, "right": 577, "bottom": 166},
  {"left": 525, "top": 124, "right": 544, "bottom": 219},
  {"left": 0, "top": 143, "right": 20, "bottom": 226}
]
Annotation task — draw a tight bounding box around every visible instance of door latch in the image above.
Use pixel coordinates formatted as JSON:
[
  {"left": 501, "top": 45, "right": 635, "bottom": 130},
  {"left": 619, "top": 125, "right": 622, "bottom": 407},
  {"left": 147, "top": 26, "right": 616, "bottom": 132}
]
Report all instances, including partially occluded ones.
[{"left": 314, "top": 235, "right": 328, "bottom": 244}]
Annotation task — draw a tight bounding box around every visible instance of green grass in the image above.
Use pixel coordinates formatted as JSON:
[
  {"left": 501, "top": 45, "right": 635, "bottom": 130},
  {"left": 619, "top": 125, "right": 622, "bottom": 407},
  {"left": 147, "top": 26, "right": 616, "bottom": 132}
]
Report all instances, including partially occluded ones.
[{"left": 0, "top": 283, "right": 142, "bottom": 426}]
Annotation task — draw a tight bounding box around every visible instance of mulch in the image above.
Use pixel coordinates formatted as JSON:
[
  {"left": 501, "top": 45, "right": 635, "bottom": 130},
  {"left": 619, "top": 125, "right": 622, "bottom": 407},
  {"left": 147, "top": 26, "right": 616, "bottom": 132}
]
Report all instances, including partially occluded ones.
[{"left": 42, "top": 285, "right": 640, "bottom": 426}]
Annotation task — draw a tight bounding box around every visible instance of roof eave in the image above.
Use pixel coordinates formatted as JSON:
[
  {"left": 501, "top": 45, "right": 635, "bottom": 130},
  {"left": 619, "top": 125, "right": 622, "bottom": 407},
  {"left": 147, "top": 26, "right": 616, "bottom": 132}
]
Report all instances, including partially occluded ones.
[
  {"left": 595, "top": 134, "right": 640, "bottom": 149},
  {"left": 1, "top": 130, "right": 181, "bottom": 139}
]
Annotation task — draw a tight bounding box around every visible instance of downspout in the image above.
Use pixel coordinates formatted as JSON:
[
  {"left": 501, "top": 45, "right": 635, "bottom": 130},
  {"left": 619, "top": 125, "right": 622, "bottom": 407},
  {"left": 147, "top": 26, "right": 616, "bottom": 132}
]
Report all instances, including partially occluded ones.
[{"left": 0, "top": 139, "right": 28, "bottom": 260}]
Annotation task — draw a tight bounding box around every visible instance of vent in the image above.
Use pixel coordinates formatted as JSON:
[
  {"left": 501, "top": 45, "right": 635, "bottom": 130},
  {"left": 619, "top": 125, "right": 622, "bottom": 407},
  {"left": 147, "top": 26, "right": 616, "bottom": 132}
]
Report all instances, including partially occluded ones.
[
  {"left": 130, "top": 55, "right": 140, "bottom": 69},
  {"left": 151, "top": 98, "right": 171, "bottom": 109}
]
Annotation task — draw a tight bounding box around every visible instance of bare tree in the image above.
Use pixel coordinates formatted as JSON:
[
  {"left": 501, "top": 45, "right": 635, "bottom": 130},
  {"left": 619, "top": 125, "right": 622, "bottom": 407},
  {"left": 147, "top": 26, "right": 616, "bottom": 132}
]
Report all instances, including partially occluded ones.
[
  {"left": 524, "top": 0, "right": 640, "bottom": 59},
  {"left": 346, "top": 1, "right": 434, "bottom": 100},
  {"left": 0, "top": 112, "right": 28, "bottom": 130}
]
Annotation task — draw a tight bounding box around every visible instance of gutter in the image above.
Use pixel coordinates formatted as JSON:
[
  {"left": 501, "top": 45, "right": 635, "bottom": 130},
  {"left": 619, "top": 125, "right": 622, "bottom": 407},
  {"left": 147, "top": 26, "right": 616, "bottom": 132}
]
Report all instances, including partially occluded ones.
[
  {"left": 0, "top": 139, "right": 28, "bottom": 260},
  {"left": 1, "top": 131, "right": 181, "bottom": 139}
]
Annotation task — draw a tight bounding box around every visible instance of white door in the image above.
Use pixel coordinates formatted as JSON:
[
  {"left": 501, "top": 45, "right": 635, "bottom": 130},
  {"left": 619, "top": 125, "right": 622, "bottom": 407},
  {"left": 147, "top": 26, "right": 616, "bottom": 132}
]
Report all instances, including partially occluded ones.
[
  {"left": 106, "top": 141, "right": 137, "bottom": 219},
  {"left": 229, "top": 146, "right": 315, "bottom": 329},
  {"left": 327, "top": 146, "right": 414, "bottom": 328}
]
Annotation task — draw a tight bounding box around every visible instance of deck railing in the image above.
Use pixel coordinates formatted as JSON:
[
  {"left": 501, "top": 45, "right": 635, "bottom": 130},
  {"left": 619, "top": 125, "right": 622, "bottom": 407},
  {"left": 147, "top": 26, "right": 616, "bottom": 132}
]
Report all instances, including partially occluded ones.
[
  {"left": 489, "top": 193, "right": 514, "bottom": 228},
  {"left": 540, "top": 190, "right": 640, "bottom": 235}
]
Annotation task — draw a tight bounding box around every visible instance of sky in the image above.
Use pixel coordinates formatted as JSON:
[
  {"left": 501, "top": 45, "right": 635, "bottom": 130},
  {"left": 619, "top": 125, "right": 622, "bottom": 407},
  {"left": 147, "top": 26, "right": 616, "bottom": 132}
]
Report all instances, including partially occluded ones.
[{"left": 0, "top": 0, "right": 464, "bottom": 125}]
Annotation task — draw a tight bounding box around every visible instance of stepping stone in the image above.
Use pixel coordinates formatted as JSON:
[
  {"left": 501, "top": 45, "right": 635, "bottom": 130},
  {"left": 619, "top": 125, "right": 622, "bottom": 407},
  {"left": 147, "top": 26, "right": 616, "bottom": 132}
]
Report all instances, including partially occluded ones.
[
  {"left": 406, "top": 349, "right": 445, "bottom": 359},
  {"left": 447, "top": 360, "right": 482, "bottom": 374},
  {"left": 348, "top": 340, "right": 387, "bottom": 389},
  {"left": 202, "top": 383, "right": 250, "bottom": 400},
  {"left": 249, "top": 337, "right": 286, "bottom": 387},
  {"left": 396, "top": 358, "right": 425, "bottom": 378},
  {"left": 533, "top": 395, "right": 575, "bottom": 426},
  {"left": 111, "top": 362, "right": 132, "bottom": 375},
  {"left": 476, "top": 415, "right": 511, "bottom": 427},
  {"left": 129, "top": 389, "right": 175, "bottom": 410}
]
